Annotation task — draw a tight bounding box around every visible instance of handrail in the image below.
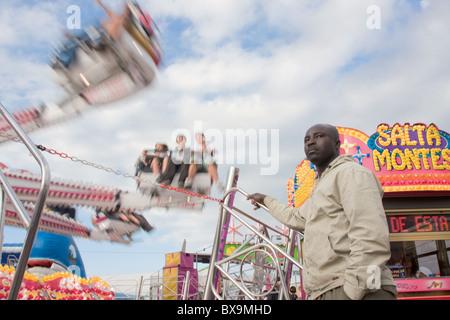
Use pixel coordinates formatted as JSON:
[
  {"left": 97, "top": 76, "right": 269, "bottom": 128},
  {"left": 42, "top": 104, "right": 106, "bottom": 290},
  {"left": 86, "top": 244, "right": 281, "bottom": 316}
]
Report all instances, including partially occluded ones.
[
  {"left": 0, "top": 170, "right": 32, "bottom": 228},
  {"left": 223, "top": 186, "right": 303, "bottom": 288},
  {"left": 0, "top": 104, "right": 51, "bottom": 300},
  {"left": 203, "top": 166, "right": 240, "bottom": 300},
  {"left": 0, "top": 190, "right": 5, "bottom": 258},
  {"left": 204, "top": 177, "right": 303, "bottom": 300},
  {"left": 221, "top": 188, "right": 303, "bottom": 270}
]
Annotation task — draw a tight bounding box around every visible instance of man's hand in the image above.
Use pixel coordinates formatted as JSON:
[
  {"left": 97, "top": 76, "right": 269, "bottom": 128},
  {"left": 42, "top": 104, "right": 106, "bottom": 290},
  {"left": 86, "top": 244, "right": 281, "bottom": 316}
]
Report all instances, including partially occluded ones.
[{"left": 247, "top": 193, "right": 267, "bottom": 210}]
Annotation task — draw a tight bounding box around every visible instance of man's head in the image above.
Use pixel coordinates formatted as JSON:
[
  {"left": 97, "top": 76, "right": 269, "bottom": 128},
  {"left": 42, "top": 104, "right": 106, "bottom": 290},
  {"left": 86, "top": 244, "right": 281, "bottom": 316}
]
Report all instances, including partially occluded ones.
[
  {"left": 195, "top": 132, "right": 206, "bottom": 145},
  {"left": 155, "top": 143, "right": 168, "bottom": 154},
  {"left": 304, "top": 124, "right": 341, "bottom": 174},
  {"left": 176, "top": 134, "right": 186, "bottom": 147}
]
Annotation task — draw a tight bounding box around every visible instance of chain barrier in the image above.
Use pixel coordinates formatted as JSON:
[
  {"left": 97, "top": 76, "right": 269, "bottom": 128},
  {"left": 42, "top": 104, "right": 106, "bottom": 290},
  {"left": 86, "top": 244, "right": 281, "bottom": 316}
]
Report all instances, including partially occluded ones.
[
  {"left": 1, "top": 130, "right": 223, "bottom": 203},
  {"left": 35, "top": 144, "right": 223, "bottom": 205},
  {"left": 0, "top": 131, "right": 23, "bottom": 144}
]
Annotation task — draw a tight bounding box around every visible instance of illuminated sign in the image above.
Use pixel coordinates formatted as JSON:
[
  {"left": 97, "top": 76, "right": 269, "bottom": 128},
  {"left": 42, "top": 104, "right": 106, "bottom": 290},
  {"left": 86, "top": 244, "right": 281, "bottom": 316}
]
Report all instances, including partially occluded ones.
[
  {"left": 288, "top": 124, "right": 450, "bottom": 207},
  {"left": 395, "top": 278, "right": 450, "bottom": 293},
  {"left": 387, "top": 214, "right": 450, "bottom": 233},
  {"left": 368, "top": 123, "right": 450, "bottom": 172}
]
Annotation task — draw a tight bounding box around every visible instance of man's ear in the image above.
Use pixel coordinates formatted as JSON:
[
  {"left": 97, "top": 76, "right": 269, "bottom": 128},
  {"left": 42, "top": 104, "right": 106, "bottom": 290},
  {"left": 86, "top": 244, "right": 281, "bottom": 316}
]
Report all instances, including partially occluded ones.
[{"left": 335, "top": 140, "right": 341, "bottom": 152}]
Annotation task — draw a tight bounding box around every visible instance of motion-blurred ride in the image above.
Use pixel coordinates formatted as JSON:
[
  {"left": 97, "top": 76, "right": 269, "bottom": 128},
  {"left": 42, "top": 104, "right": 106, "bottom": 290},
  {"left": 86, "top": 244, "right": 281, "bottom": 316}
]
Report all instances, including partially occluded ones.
[
  {"left": 0, "top": 1, "right": 162, "bottom": 143},
  {"left": 50, "top": 1, "right": 161, "bottom": 106}
]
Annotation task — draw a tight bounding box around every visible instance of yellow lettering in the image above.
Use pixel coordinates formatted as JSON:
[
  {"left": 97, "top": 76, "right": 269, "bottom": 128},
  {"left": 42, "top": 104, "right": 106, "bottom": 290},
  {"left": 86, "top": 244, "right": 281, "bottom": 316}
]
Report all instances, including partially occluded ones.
[
  {"left": 404, "top": 148, "right": 421, "bottom": 170},
  {"left": 391, "top": 124, "right": 405, "bottom": 146},
  {"left": 372, "top": 124, "right": 449, "bottom": 172},
  {"left": 373, "top": 149, "right": 392, "bottom": 171},
  {"left": 431, "top": 148, "right": 444, "bottom": 170},
  {"left": 377, "top": 124, "right": 391, "bottom": 147},
  {"left": 413, "top": 125, "right": 426, "bottom": 146},
  {"left": 413, "top": 148, "right": 430, "bottom": 169},
  {"left": 442, "top": 149, "right": 450, "bottom": 170},
  {"left": 391, "top": 148, "right": 406, "bottom": 170},
  {"left": 427, "top": 124, "right": 441, "bottom": 146},
  {"left": 404, "top": 124, "right": 417, "bottom": 146}
]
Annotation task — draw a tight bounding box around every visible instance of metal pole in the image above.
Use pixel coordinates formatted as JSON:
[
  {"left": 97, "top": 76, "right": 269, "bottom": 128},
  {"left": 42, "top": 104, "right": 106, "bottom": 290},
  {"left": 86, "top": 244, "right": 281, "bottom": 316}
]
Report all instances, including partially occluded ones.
[
  {"left": 0, "top": 190, "right": 5, "bottom": 258},
  {"left": 212, "top": 187, "right": 303, "bottom": 300},
  {"left": 203, "top": 166, "right": 239, "bottom": 300},
  {"left": 0, "top": 170, "right": 31, "bottom": 228},
  {"left": 0, "top": 104, "right": 51, "bottom": 300},
  {"left": 282, "top": 229, "right": 297, "bottom": 297},
  {"left": 182, "top": 271, "right": 190, "bottom": 300},
  {"left": 136, "top": 275, "right": 144, "bottom": 300}
]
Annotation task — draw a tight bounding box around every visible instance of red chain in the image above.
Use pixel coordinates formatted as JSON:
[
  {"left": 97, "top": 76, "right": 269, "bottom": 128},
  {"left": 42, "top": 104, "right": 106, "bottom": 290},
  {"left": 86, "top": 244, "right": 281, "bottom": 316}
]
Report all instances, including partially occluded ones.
[
  {"left": 37, "top": 145, "right": 223, "bottom": 204},
  {"left": 159, "top": 183, "right": 223, "bottom": 204}
]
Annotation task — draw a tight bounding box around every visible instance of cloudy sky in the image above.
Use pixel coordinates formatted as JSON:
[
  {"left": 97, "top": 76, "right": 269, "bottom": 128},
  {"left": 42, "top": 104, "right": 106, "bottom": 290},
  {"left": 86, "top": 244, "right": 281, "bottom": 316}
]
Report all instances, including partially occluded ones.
[{"left": 1, "top": 0, "right": 449, "bottom": 277}]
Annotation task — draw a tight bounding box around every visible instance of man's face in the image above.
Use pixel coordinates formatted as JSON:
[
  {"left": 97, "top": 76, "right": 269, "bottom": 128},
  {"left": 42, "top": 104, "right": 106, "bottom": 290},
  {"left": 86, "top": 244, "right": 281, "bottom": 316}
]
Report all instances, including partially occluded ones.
[
  {"left": 195, "top": 133, "right": 205, "bottom": 145},
  {"left": 155, "top": 144, "right": 164, "bottom": 154},
  {"left": 303, "top": 125, "right": 340, "bottom": 167},
  {"left": 177, "top": 135, "right": 186, "bottom": 146}
]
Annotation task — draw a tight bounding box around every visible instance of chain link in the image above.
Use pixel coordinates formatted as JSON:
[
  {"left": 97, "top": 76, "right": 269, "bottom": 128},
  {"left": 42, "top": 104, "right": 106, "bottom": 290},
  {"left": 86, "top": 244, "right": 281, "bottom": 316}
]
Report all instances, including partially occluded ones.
[
  {"left": 1, "top": 129, "right": 224, "bottom": 204},
  {"left": 0, "top": 130, "right": 24, "bottom": 144},
  {"left": 36, "top": 144, "right": 223, "bottom": 204}
]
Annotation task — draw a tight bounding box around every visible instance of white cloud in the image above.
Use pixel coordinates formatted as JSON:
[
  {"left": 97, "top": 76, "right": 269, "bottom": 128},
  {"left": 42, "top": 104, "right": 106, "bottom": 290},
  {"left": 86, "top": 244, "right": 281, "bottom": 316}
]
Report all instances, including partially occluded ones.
[
  {"left": 0, "top": 1, "right": 63, "bottom": 108},
  {"left": 0, "top": 1, "right": 61, "bottom": 48},
  {"left": 148, "top": 0, "right": 259, "bottom": 47}
]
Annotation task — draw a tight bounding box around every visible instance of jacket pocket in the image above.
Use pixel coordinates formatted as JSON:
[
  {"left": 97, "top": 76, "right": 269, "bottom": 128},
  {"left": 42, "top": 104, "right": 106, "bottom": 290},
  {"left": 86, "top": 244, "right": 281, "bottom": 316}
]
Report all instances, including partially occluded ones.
[{"left": 304, "top": 230, "right": 340, "bottom": 287}]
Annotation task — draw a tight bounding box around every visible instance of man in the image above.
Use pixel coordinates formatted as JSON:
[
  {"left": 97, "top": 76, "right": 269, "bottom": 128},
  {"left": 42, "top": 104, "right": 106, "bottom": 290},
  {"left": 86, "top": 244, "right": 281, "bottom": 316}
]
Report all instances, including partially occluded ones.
[
  {"left": 135, "top": 149, "right": 152, "bottom": 176},
  {"left": 151, "top": 143, "right": 170, "bottom": 181},
  {"left": 157, "top": 134, "right": 191, "bottom": 188},
  {"left": 248, "top": 124, "right": 397, "bottom": 300},
  {"left": 185, "top": 133, "right": 225, "bottom": 192}
]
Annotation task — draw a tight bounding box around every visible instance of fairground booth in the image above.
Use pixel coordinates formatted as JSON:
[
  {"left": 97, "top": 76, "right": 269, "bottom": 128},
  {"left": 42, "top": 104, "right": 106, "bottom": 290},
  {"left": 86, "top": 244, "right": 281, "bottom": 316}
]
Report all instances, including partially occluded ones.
[{"left": 287, "top": 123, "right": 450, "bottom": 300}]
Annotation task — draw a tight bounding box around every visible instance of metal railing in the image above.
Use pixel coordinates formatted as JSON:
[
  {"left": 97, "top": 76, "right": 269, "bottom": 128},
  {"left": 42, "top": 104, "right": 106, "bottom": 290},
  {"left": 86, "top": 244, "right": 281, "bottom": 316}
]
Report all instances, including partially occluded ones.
[
  {"left": 0, "top": 104, "right": 51, "bottom": 300},
  {"left": 204, "top": 167, "right": 303, "bottom": 300},
  {"left": 106, "top": 273, "right": 203, "bottom": 300}
]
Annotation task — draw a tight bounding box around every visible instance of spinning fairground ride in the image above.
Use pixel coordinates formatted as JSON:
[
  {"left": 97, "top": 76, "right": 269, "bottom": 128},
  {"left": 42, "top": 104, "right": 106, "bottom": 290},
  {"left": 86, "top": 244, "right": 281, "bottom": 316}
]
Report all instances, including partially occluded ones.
[
  {"left": 0, "top": 1, "right": 162, "bottom": 144},
  {"left": 0, "top": 0, "right": 219, "bottom": 300}
]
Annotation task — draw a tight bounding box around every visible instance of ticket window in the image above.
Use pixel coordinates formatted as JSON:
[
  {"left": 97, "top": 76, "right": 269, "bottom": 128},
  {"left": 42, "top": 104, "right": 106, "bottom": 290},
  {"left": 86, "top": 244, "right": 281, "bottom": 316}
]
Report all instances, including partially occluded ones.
[
  {"left": 388, "top": 240, "right": 450, "bottom": 278},
  {"left": 386, "top": 211, "right": 450, "bottom": 278}
]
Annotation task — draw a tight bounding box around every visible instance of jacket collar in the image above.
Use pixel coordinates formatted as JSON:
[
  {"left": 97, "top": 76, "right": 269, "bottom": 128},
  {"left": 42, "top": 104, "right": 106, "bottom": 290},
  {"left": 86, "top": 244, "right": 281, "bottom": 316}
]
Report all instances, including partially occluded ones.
[{"left": 316, "top": 155, "right": 354, "bottom": 180}]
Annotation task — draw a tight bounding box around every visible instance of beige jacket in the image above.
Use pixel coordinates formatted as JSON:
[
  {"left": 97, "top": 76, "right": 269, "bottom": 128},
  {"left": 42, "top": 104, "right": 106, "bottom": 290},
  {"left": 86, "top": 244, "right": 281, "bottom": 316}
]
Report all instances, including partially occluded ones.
[{"left": 264, "top": 155, "right": 396, "bottom": 300}]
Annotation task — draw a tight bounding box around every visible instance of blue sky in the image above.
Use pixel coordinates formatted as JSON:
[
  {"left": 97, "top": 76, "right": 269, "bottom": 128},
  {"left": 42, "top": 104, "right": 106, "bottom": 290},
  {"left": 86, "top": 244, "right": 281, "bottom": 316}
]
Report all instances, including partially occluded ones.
[{"left": 1, "top": 0, "right": 450, "bottom": 277}]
